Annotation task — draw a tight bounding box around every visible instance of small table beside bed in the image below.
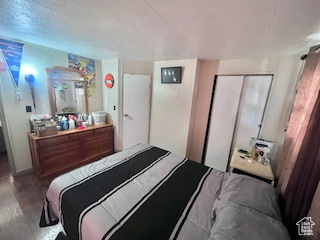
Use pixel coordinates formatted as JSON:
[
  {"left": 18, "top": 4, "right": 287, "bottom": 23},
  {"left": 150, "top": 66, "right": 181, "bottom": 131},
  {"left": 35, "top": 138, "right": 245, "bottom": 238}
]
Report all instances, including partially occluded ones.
[
  {"left": 229, "top": 148, "right": 275, "bottom": 186},
  {"left": 40, "top": 144, "right": 289, "bottom": 240}
]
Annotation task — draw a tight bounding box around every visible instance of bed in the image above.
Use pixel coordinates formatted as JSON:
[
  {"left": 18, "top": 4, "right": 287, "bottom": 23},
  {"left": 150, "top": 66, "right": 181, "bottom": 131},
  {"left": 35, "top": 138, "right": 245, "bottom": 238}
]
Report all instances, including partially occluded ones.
[{"left": 40, "top": 144, "right": 290, "bottom": 240}]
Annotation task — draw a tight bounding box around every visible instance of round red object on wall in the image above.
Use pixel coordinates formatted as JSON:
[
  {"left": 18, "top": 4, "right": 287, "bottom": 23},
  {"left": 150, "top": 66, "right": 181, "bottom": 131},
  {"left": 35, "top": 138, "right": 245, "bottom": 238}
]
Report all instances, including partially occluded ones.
[{"left": 104, "top": 73, "right": 114, "bottom": 89}]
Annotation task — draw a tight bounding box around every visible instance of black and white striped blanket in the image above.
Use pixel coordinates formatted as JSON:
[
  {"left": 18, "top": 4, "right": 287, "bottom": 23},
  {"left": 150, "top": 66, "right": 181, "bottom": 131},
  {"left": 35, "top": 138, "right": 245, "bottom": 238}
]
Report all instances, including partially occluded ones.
[{"left": 40, "top": 144, "right": 225, "bottom": 240}]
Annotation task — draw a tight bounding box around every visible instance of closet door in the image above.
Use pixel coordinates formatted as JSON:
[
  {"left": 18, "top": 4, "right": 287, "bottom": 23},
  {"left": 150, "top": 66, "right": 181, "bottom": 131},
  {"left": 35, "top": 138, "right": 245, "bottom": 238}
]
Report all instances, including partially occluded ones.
[
  {"left": 204, "top": 76, "right": 244, "bottom": 171},
  {"left": 231, "top": 75, "right": 272, "bottom": 152}
]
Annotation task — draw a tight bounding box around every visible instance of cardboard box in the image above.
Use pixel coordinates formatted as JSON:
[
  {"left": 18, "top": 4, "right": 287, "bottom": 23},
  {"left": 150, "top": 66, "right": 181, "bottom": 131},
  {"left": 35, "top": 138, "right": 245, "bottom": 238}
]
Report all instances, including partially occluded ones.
[
  {"left": 249, "top": 137, "right": 274, "bottom": 149},
  {"left": 34, "top": 121, "right": 57, "bottom": 137}
]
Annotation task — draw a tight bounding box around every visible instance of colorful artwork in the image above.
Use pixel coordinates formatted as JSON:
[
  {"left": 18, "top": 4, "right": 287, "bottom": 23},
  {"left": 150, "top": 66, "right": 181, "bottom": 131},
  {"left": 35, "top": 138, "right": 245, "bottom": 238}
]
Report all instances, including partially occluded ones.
[
  {"left": 68, "top": 53, "right": 96, "bottom": 97},
  {"left": 0, "top": 38, "right": 24, "bottom": 87}
]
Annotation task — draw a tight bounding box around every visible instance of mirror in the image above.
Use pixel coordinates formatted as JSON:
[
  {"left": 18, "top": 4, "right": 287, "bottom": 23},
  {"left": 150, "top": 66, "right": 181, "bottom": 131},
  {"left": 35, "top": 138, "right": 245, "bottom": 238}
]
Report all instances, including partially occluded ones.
[
  {"left": 53, "top": 80, "right": 85, "bottom": 114},
  {"left": 46, "top": 66, "right": 88, "bottom": 117}
]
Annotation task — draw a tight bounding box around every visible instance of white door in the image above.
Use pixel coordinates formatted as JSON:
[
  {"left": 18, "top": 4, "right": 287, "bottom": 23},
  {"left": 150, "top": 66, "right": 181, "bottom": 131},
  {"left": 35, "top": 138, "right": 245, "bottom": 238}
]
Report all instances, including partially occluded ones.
[
  {"left": 205, "top": 76, "right": 244, "bottom": 171},
  {"left": 123, "top": 74, "right": 151, "bottom": 149},
  {"left": 204, "top": 75, "right": 272, "bottom": 172},
  {"left": 231, "top": 75, "right": 272, "bottom": 152}
]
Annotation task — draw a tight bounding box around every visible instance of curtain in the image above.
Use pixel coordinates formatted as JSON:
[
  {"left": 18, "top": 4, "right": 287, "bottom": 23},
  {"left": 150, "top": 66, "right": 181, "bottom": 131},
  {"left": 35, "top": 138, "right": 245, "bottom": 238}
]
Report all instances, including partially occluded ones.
[
  {"left": 304, "top": 182, "right": 320, "bottom": 240},
  {"left": 277, "top": 44, "right": 320, "bottom": 238}
]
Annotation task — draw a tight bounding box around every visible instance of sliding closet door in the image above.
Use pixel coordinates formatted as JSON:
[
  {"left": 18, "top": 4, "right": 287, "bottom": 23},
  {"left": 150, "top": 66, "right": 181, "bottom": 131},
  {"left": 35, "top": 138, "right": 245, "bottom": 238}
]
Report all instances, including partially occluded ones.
[
  {"left": 204, "top": 76, "right": 244, "bottom": 171},
  {"left": 231, "top": 75, "right": 272, "bottom": 151},
  {"left": 204, "top": 75, "right": 273, "bottom": 172}
]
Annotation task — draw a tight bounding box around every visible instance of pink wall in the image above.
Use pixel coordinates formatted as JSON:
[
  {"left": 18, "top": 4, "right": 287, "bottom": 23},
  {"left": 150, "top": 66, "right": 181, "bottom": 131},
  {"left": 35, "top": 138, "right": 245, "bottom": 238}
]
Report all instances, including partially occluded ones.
[{"left": 186, "top": 60, "right": 219, "bottom": 163}]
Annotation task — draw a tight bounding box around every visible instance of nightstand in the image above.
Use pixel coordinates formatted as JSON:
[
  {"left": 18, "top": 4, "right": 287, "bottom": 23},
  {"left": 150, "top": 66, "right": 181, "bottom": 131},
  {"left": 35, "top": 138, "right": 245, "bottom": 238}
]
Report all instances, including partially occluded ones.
[{"left": 229, "top": 148, "right": 275, "bottom": 186}]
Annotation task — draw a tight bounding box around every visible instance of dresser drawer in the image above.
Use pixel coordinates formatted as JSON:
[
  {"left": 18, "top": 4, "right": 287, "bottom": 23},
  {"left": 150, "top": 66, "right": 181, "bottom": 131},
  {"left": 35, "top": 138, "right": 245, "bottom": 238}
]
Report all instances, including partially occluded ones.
[
  {"left": 38, "top": 141, "right": 80, "bottom": 156},
  {"left": 84, "top": 132, "right": 112, "bottom": 144},
  {"left": 84, "top": 141, "right": 113, "bottom": 158},
  {"left": 42, "top": 150, "right": 81, "bottom": 173},
  {"left": 38, "top": 135, "right": 69, "bottom": 148},
  {"left": 69, "top": 130, "right": 93, "bottom": 140},
  {"left": 93, "top": 126, "right": 112, "bottom": 135}
]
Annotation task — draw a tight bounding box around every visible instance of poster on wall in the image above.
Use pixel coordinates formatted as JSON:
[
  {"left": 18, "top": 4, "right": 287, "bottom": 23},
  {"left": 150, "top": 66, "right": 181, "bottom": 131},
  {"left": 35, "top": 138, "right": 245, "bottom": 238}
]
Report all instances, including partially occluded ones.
[
  {"left": 68, "top": 53, "right": 96, "bottom": 97},
  {"left": 0, "top": 38, "right": 24, "bottom": 87}
]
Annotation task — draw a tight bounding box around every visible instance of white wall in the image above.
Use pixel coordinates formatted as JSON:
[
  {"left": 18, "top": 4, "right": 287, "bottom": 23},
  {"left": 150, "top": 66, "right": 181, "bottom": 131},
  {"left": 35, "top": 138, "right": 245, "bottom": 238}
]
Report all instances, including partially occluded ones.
[
  {"left": 101, "top": 59, "right": 152, "bottom": 152},
  {"left": 102, "top": 58, "right": 121, "bottom": 150},
  {"left": 186, "top": 60, "right": 202, "bottom": 161},
  {"left": 150, "top": 58, "right": 198, "bottom": 156},
  {"left": 0, "top": 38, "right": 103, "bottom": 173},
  {"left": 187, "top": 56, "right": 302, "bottom": 168},
  {"left": 122, "top": 59, "right": 153, "bottom": 75}
]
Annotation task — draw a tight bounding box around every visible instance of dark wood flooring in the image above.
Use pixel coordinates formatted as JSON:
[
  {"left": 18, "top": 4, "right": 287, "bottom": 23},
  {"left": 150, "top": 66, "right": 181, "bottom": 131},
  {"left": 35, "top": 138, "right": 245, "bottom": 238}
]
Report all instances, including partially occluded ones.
[{"left": 0, "top": 153, "right": 67, "bottom": 240}]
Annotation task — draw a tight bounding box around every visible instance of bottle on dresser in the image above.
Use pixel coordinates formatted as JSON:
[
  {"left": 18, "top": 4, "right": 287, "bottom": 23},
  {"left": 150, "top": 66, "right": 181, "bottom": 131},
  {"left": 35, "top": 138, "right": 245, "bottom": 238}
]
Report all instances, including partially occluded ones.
[
  {"left": 69, "top": 117, "right": 75, "bottom": 130},
  {"left": 88, "top": 114, "right": 93, "bottom": 125},
  {"left": 61, "top": 116, "right": 68, "bottom": 130}
]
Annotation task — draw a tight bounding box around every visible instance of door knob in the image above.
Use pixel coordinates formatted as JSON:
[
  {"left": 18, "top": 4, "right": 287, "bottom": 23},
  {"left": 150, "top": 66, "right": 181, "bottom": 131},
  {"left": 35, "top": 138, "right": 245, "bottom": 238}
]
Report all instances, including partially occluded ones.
[{"left": 123, "top": 113, "right": 128, "bottom": 117}]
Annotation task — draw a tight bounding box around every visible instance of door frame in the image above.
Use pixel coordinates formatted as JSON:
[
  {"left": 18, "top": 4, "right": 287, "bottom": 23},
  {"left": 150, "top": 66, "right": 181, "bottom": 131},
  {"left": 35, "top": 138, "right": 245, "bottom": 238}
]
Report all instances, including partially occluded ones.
[{"left": 0, "top": 75, "right": 16, "bottom": 175}]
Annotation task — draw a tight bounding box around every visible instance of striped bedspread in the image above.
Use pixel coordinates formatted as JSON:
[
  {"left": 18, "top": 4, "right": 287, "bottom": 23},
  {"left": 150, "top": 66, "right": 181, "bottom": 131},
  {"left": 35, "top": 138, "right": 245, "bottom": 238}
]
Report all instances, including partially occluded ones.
[{"left": 40, "top": 144, "right": 225, "bottom": 240}]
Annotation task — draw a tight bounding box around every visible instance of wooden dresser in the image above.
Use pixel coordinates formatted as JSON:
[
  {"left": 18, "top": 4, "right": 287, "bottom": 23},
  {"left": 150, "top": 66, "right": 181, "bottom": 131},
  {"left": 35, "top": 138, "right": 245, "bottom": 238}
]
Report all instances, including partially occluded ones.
[{"left": 28, "top": 124, "right": 114, "bottom": 179}]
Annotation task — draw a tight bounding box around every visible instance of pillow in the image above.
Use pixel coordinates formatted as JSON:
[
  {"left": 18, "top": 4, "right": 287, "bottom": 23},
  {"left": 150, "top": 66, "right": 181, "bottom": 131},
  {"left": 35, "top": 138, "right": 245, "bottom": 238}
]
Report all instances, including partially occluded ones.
[
  {"left": 209, "top": 200, "right": 290, "bottom": 240},
  {"left": 218, "top": 173, "right": 281, "bottom": 221}
]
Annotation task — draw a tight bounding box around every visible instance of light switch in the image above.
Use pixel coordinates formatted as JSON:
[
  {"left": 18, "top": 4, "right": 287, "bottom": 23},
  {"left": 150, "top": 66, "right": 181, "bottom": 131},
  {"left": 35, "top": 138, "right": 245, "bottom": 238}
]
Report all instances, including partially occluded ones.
[{"left": 15, "top": 91, "right": 22, "bottom": 100}]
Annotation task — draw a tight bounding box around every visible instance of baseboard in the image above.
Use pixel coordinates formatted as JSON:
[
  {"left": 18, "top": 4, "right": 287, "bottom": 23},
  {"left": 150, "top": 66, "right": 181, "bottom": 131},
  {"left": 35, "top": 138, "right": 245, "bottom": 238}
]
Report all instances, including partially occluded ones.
[{"left": 13, "top": 168, "right": 33, "bottom": 176}]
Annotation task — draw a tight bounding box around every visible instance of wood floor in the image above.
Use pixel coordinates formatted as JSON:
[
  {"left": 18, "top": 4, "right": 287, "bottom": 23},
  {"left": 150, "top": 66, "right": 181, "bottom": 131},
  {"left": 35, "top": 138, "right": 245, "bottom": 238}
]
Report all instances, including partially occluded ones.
[{"left": 0, "top": 153, "right": 67, "bottom": 240}]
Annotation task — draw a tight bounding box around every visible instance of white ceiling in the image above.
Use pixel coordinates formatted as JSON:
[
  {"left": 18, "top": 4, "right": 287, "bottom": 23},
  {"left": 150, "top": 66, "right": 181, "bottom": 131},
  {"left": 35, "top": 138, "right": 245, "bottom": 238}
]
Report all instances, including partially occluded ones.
[{"left": 0, "top": 0, "right": 320, "bottom": 61}]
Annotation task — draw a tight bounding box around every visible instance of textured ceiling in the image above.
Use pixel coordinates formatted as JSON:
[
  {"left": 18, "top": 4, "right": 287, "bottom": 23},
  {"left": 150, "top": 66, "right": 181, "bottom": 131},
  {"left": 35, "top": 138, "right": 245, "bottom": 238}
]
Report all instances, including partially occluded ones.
[{"left": 0, "top": 0, "right": 320, "bottom": 61}]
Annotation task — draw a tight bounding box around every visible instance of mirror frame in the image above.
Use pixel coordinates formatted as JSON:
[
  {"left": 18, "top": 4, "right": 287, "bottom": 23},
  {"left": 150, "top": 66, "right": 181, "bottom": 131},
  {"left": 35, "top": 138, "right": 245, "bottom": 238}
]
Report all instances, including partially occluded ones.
[{"left": 46, "top": 66, "right": 89, "bottom": 117}]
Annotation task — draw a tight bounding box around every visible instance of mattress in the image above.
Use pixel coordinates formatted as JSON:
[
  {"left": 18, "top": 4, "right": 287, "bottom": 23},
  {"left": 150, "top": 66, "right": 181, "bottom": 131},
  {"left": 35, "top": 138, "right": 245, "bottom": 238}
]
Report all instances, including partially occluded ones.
[{"left": 40, "top": 144, "right": 225, "bottom": 240}]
